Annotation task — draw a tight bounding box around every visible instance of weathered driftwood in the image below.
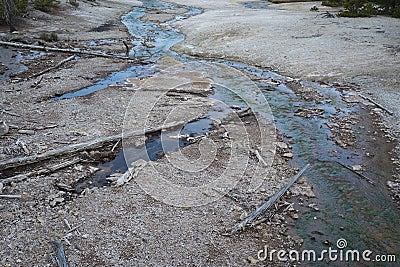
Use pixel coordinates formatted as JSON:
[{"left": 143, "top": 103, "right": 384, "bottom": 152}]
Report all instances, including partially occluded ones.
[
  {"left": 111, "top": 139, "right": 121, "bottom": 152},
  {"left": 0, "top": 41, "right": 133, "bottom": 61},
  {"left": 0, "top": 194, "right": 22, "bottom": 199},
  {"left": 254, "top": 149, "right": 268, "bottom": 167},
  {"left": 114, "top": 159, "right": 147, "bottom": 187},
  {"left": 1, "top": 158, "right": 81, "bottom": 184},
  {"left": 230, "top": 163, "right": 310, "bottom": 235},
  {"left": 65, "top": 224, "right": 82, "bottom": 234},
  {"left": 0, "top": 121, "right": 184, "bottom": 171},
  {"left": 359, "top": 94, "right": 394, "bottom": 116},
  {"left": 64, "top": 219, "right": 81, "bottom": 235},
  {"left": 52, "top": 241, "right": 69, "bottom": 267},
  {"left": 29, "top": 55, "right": 75, "bottom": 79}
]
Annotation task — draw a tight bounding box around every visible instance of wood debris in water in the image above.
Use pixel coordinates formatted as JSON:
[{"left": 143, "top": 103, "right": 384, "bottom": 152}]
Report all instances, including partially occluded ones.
[{"left": 230, "top": 163, "right": 310, "bottom": 235}]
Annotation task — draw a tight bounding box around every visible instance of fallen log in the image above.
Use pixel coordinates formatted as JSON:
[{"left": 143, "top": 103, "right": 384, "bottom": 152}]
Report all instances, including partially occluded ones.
[
  {"left": 1, "top": 158, "right": 81, "bottom": 184},
  {"left": 0, "top": 41, "right": 137, "bottom": 61},
  {"left": 0, "top": 121, "right": 184, "bottom": 171},
  {"left": 29, "top": 55, "right": 75, "bottom": 79},
  {"left": 230, "top": 163, "right": 310, "bottom": 235}
]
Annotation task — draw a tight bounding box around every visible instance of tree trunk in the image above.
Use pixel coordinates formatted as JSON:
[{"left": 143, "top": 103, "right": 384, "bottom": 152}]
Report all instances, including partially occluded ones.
[{"left": 1, "top": 0, "right": 16, "bottom": 32}]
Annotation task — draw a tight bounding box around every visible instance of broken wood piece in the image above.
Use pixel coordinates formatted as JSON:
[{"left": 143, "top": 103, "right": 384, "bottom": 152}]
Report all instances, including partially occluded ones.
[
  {"left": 63, "top": 219, "right": 81, "bottom": 235},
  {"left": 52, "top": 241, "right": 69, "bottom": 267},
  {"left": 48, "top": 158, "right": 81, "bottom": 172},
  {"left": 29, "top": 55, "right": 75, "bottom": 79},
  {"left": 0, "top": 121, "right": 184, "bottom": 171},
  {"left": 254, "top": 149, "right": 268, "bottom": 167},
  {"left": 31, "top": 76, "right": 44, "bottom": 88},
  {"left": 0, "top": 194, "right": 22, "bottom": 199},
  {"left": 0, "top": 41, "right": 138, "bottom": 61},
  {"left": 114, "top": 159, "right": 147, "bottom": 186},
  {"left": 65, "top": 224, "right": 82, "bottom": 234},
  {"left": 18, "top": 129, "right": 35, "bottom": 135},
  {"left": 111, "top": 139, "right": 121, "bottom": 152},
  {"left": 230, "top": 163, "right": 310, "bottom": 235},
  {"left": 16, "top": 139, "right": 30, "bottom": 154},
  {"left": 359, "top": 94, "right": 393, "bottom": 116}
]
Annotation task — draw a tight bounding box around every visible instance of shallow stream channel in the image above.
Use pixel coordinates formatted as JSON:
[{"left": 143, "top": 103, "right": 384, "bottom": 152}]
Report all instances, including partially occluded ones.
[{"left": 53, "top": 0, "right": 399, "bottom": 264}]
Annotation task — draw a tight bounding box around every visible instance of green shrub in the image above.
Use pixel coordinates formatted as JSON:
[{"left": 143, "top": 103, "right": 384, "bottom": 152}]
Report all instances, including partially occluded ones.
[
  {"left": 322, "top": 0, "right": 343, "bottom": 7},
  {"left": 39, "top": 32, "right": 58, "bottom": 42},
  {"left": 69, "top": 0, "right": 79, "bottom": 7},
  {"left": 338, "top": 0, "right": 378, "bottom": 17},
  {"left": 33, "top": 0, "right": 58, "bottom": 11},
  {"left": 391, "top": 7, "right": 400, "bottom": 17},
  {"left": 310, "top": 5, "right": 319, "bottom": 11}
]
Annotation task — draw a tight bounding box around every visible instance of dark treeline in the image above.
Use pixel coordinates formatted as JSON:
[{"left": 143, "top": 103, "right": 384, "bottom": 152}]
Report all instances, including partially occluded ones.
[
  {"left": 323, "top": 0, "right": 400, "bottom": 17},
  {"left": 0, "top": 0, "right": 85, "bottom": 32}
]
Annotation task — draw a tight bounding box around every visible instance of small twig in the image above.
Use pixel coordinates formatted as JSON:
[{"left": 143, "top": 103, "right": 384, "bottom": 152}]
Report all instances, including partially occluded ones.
[
  {"left": 31, "top": 75, "right": 44, "bottom": 88},
  {"left": 111, "top": 139, "right": 121, "bottom": 152},
  {"left": 0, "top": 194, "right": 22, "bottom": 199},
  {"left": 254, "top": 149, "right": 268, "bottom": 167},
  {"left": 66, "top": 224, "right": 82, "bottom": 234},
  {"left": 335, "top": 161, "right": 374, "bottom": 185}
]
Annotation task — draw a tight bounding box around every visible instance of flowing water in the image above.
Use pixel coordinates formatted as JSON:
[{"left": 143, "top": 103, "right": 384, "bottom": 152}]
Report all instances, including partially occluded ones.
[{"left": 54, "top": 0, "right": 399, "bottom": 263}]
